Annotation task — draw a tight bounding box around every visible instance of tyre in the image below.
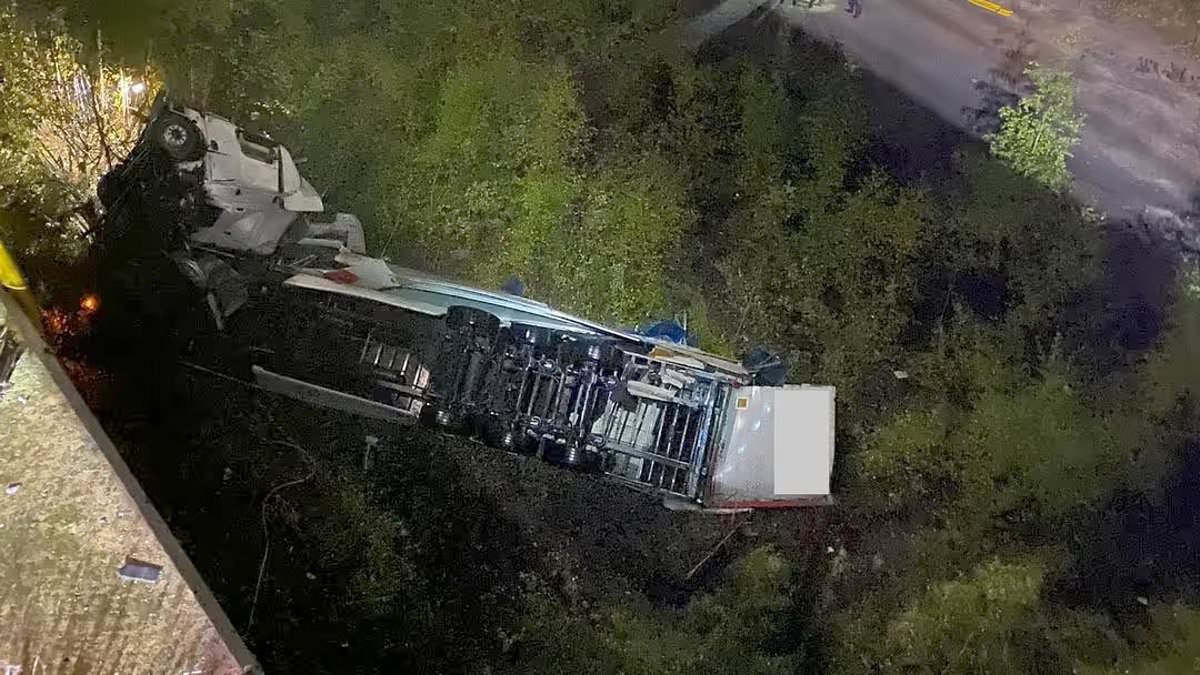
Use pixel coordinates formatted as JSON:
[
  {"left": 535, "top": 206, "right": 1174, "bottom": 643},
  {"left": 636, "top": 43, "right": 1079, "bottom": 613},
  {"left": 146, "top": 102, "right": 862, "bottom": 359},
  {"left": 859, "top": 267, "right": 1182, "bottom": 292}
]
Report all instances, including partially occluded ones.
[
  {"left": 151, "top": 113, "right": 204, "bottom": 161},
  {"left": 419, "top": 401, "right": 467, "bottom": 433},
  {"left": 544, "top": 439, "right": 595, "bottom": 470},
  {"left": 477, "top": 414, "right": 515, "bottom": 450}
]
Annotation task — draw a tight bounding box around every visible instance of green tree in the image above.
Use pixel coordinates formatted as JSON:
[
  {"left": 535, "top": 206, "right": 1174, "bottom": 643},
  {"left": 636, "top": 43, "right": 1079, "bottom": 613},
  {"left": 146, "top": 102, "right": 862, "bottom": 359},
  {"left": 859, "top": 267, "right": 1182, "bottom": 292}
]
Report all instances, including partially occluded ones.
[
  {"left": 985, "top": 63, "right": 1086, "bottom": 191},
  {"left": 0, "top": 9, "right": 156, "bottom": 227}
]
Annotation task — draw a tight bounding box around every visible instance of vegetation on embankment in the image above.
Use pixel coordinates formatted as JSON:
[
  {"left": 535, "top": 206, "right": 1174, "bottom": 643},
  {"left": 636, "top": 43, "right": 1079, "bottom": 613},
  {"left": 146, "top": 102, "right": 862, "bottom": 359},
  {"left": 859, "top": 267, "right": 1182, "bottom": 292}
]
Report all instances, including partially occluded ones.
[
  {"left": 1095, "top": 0, "right": 1200, "bottom": 52},
  {"left": 4, "top": 1, "right": 1200, "bottom": 672}
]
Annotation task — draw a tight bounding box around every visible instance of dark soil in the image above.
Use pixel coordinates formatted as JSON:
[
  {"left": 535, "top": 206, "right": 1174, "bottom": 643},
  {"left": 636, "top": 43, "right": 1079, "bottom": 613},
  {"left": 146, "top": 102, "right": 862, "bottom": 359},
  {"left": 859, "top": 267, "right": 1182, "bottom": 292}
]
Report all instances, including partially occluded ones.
[{"left": 73, "top": 340, "right": 823, "bottom": 672}]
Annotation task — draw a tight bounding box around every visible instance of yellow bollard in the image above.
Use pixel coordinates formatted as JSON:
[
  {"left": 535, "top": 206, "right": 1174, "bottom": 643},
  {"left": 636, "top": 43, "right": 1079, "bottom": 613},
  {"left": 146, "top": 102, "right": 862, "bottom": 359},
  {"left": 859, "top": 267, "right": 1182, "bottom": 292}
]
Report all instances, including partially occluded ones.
[{"left": 0, "top": 242, "right": 42, "bottom": 327}]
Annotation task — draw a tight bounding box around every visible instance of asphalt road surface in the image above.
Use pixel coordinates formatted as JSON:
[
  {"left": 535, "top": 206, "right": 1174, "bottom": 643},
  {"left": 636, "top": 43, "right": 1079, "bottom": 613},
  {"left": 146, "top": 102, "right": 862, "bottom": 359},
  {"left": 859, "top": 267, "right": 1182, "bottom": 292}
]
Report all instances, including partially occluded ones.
[{"left": 687, "top": 0, "right": 1200, "bottom": 222}]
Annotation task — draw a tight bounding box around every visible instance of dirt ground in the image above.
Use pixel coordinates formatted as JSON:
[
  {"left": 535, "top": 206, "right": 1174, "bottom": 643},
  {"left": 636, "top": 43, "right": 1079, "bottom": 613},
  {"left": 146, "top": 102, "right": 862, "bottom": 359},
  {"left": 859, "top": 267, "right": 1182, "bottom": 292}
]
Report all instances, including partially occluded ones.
[{"left": 72, "top": 340, "right": 827, "bottom": 671}]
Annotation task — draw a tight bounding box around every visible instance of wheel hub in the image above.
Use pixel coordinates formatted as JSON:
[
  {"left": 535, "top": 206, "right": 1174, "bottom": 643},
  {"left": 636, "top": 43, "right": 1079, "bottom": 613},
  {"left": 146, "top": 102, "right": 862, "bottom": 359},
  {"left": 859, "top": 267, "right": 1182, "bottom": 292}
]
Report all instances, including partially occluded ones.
[{"left": 162, "top": 123, "right": 188, "bottom": 147}]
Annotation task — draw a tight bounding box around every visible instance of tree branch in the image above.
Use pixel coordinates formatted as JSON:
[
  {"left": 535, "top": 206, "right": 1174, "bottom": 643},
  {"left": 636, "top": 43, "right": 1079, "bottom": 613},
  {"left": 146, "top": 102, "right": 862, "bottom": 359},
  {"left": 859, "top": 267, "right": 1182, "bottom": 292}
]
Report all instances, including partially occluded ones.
[{"left": 85, "top": 64, "right": 115, "bottom": 169}]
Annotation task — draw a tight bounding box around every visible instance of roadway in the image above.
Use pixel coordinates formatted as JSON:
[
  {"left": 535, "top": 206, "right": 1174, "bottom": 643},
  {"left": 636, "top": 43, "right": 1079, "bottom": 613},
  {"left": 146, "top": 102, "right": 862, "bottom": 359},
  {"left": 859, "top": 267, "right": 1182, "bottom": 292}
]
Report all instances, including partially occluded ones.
[{"left": 686, "top": 0, "right": 1200, "bottom": 223}]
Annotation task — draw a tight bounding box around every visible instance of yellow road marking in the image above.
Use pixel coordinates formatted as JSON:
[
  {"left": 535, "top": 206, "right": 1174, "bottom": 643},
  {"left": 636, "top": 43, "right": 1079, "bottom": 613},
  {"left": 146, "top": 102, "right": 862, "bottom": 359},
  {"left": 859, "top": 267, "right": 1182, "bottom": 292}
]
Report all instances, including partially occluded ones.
[{"left": 967, "top": 0, "right": 1013, "bottom": 16}]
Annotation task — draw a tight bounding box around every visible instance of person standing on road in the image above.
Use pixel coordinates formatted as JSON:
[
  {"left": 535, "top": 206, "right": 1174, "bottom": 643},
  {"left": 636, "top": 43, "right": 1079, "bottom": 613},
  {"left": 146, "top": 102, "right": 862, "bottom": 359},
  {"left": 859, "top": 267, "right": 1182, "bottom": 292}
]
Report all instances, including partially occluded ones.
[{"left": 846, "top": 0, "right": 863, "bottom": 17}]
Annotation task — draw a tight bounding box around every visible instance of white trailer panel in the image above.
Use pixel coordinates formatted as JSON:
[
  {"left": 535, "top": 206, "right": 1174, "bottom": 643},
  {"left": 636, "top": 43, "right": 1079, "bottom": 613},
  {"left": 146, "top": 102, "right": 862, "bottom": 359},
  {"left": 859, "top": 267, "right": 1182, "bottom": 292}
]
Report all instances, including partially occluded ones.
[{"left": 705, "top": 385, "right": 835, "bottom": 508}]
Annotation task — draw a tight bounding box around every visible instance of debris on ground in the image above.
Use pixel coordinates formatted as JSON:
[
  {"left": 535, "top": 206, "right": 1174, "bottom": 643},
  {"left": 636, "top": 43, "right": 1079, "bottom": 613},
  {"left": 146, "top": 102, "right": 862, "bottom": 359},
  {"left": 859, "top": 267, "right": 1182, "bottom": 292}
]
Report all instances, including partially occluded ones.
[{"left": 117, "top": 557, "right": 164, "bottom": 583}]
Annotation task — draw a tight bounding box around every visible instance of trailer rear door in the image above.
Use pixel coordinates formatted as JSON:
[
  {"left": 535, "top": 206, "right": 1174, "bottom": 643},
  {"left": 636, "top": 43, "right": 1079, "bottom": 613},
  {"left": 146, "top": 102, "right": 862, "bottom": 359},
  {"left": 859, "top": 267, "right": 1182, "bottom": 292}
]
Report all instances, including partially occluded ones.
[{"left": 705, "top": 385, "right": 835, "bottom": 508}]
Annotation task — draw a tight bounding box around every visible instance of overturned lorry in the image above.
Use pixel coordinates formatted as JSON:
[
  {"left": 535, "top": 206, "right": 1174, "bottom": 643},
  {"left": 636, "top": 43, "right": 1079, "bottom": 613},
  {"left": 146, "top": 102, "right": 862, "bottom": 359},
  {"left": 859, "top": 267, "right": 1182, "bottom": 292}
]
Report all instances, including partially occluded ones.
[{"left": 96, "top": 95, "right": 836, "bottom": 510}]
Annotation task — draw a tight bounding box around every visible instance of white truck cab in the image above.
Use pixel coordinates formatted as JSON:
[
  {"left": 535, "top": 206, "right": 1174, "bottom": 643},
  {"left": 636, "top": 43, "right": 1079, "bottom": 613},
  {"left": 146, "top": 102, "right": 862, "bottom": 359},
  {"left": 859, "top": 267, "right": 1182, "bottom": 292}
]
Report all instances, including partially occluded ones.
[{"left": 138, "top": 95, "right": 324, "bottom": 255}]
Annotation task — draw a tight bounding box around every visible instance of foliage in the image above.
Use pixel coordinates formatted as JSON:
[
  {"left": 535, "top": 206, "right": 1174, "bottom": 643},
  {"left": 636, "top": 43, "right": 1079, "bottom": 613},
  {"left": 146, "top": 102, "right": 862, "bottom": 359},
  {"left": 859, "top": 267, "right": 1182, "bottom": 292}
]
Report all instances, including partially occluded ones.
[
  {"left": 0, "top": 8, "right": 155, "bottom": 224},
  {"left": 964, "top": 375, "right": 1130, "bottom": 525},
  {"left": 852, "top": 370, "right": 1141, "bottom": 531},
  {"left": 1080, "top": 605, "right": 1200, "bottom": 675},
  {"left": 939, "top": 148, "right": 1100, "bottom": 331},
  {"left": 489, "top": 154, "right": 690, "bottom": 323},
  {"left": 1139, "top": 268, "right": 1200, "bottom": 420},
  {"left": 985, "top": 63, "right": 1086, "bottom": 191},
  {"left": 711, "top": 125, "right": 928, "bottom": 393},
  {"left": 512, "top": 547, "right": 796, "bottom": 675},
  {"left": 883, "top": 559, "right": 1047, "bottom": 674},
  {"left": 831, "top": 556, "right": 1142, "bottom": 675},
  {"left": 831, "top": 558, "right": 1049, "bottom": 674},
  {"left": 850, "top": 406, "right": 962, "bottom": 517}
]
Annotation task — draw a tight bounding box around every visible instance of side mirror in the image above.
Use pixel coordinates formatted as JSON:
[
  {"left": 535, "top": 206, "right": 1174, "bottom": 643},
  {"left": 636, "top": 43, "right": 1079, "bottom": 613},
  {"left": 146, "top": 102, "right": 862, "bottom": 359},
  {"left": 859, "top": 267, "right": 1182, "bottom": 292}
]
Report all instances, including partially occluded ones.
[{"left": 275, "top": 145, "right": 303, "bottom": 196}]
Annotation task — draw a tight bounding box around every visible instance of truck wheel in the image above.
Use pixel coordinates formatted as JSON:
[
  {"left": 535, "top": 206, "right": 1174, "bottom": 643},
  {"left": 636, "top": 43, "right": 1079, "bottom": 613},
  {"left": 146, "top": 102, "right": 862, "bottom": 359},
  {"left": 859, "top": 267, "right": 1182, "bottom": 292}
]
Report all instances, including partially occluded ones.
[
  {"left": 477, "top": 414, "right": 515, "bottom": 450},
  {"left": 419, "top": 402, "right": 468, "bottom": 434},
  {"left": 544, "top": 440, "right": 595, "bottom": 470},
  {"left": 152, "top": 113, "right": 203, "bottom": 161}
]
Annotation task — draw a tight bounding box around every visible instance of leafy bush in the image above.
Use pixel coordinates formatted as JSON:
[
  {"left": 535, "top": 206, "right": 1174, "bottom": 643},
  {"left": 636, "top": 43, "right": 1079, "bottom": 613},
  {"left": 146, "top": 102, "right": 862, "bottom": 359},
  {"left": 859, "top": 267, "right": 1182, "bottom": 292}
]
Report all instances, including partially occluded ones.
[
  {"left": 854, "top": 371, "right": 1139, "bottom": 533},
  {"left": 985, "top": 64, "right": 1086, "bottom": 191},
  {"left": 512, "top": 547, "right": 796, "bottom": 675},
  {"left": 830, "top": 558, "right": 1087, "bottom": 675},
  {"left": 1086, "top": 605, "right": 1200, "bottom": 675},
  {"left": 1139, "top": 272, "right": 1200, "bottom": 420},
  {"left": 850, "top": 407, "right": 963, "bottom": 517}
]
